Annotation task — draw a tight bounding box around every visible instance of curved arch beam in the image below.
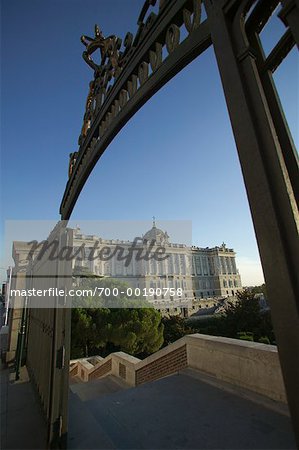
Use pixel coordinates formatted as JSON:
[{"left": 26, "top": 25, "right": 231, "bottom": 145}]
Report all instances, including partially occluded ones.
[{"left": 60, "top": 0, "right": 211, "bottom": 220}]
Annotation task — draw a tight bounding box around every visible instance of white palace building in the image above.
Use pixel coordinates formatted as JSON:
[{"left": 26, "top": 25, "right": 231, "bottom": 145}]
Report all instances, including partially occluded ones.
[{"left": 73, "top": 221, "right": 242, "bottom": 308}]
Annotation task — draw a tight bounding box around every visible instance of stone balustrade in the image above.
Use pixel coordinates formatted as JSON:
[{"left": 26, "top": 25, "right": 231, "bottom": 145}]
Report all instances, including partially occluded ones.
[{"left": 70, "top": 334, "right": 287, "bottom": 403}]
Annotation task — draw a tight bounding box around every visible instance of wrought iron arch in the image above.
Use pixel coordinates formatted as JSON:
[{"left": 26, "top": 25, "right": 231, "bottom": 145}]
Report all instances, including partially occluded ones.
[
  {"left": 60, "top": 0, "right": 211, "bottom": 220},
  {"left": 58, "top": 0, "right": 299, "bottom": 443}
]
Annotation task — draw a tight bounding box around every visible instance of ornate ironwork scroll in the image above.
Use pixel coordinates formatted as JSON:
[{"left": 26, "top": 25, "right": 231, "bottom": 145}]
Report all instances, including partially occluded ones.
[{"left": 60, "top": 0, "right": 211, "bottom": 219}]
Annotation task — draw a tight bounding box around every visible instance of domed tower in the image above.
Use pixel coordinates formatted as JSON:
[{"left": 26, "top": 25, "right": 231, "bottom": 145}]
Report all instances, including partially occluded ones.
[{"left": 143, "top": 217, "right": 169, "bottom": 245}]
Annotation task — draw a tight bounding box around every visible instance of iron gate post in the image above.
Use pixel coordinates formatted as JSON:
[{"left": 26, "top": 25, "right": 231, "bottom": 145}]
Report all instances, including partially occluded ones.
[{"left": 204, "top": 0, "right": 299, "bottom": 443}]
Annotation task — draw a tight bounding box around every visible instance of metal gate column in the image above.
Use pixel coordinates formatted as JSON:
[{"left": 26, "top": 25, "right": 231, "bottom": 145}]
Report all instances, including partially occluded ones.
[{"left": 204, "top": 0, "right": 299, "bottom": 442}]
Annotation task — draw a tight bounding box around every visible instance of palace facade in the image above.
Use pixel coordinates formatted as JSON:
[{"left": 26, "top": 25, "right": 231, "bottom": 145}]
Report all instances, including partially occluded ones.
[{"left": 73, "top": 222, "right": 242, "bottom": 305}]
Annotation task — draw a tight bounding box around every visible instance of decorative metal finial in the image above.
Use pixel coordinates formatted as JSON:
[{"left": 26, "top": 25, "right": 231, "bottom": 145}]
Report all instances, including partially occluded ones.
[
  {"left": 152, "top": 216, "right": 156, "bottom": 228},
  {"left": 81, "top": 24, "right": 120, "bottom": 73}
]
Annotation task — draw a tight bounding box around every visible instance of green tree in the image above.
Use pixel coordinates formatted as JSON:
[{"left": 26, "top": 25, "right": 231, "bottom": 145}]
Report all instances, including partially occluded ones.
[
  {"left": 70, "top": 276, "right": 164, "bottom": 358},
  {"left": 250, "top": 283, "right": 267, "bottom": 297},
  {"left": 221, "top": 289, "right": 262, "bottom": 338},
  {"left": 108, "top": 308, "right": 164, "bottom": 356},
  {"left": 71, "top": 308, "right": 93, "bottom": 358},
  {"left": 162, "top": 315, "right": 194, "bottom": 346},
  {"left": 190, "top": 289, "right": 275, "bottom": 344}
]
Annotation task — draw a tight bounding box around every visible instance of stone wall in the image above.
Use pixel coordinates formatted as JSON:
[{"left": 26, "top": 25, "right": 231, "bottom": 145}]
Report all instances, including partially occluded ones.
[
  {"left": 136, "top": 345, "right": 187, "bottom": 385},
  {"left": 69, "top": 334, "right": 287, "bottom": 403},
  {"left": 89, "top": 359, "right": 112, "bottom": 381},
  {"left": 186, "top": 334, "right": 287, "bottom": 402}
]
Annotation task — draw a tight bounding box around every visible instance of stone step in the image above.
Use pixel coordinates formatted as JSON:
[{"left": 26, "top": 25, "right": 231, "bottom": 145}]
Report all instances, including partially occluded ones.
[
  {"left": 68, "top": 389, "right": 115, "bottom": 449},
  {"left": 68, "top": 375, "right": 141, "bottom": 449},
  {"left": 70, "top": 374, "right": 130, "bottom": 401}
]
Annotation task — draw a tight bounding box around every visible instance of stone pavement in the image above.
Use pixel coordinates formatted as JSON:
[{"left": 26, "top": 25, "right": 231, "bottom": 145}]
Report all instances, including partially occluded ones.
[
  {"left": 0, "top": 364, "right": 47, "bottom": 450},
  {"left": 68, "top": 369, "right": 296, "bottom": 450},
  {"left": 0, "top": 364, "right": 296, "bottom": 449}
]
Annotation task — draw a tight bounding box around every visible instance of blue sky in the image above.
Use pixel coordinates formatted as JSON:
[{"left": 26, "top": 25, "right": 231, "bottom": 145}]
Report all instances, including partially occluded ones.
[{"left": 1, "top": 0, "right": 298, "bottom": 285}]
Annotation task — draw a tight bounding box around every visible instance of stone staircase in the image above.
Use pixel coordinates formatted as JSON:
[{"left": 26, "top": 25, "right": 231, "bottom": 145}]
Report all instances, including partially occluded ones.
[
  {"left": 70, "top": 374, "right": 130, "bottom": 401},
  {"left": 67, "top": 334, "right": 297, "bottom": 449},
  {"left": 69, "top": 333, "right": 287, "bottom": 403},
  {"left": 68, "top": 374, "right": 140, "bottom": 449}
]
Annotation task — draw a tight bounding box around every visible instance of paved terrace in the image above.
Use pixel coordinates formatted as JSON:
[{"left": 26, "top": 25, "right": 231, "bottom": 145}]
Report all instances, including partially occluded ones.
[
  {"left": 69, "top": 369, "right": 296, "bottom": 449},
  {"left": 1, "top": 334, "right": 297, "bottom": 449},
  {"left": 0, "top": 364, "right": 47, "bottom": 450},
  {"left": 68, "top": 335, "right": 297, "bottom": 449}
]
